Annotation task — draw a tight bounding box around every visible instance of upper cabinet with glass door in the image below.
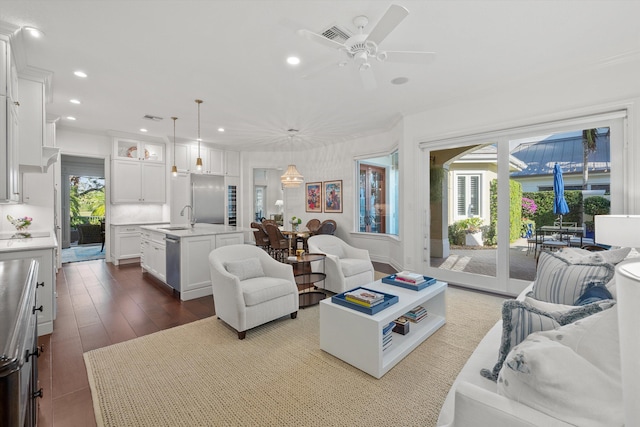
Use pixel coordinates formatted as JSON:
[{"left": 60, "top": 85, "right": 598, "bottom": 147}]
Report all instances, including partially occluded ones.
[{"left": 114, "top": 138, "right": 164, "bottom": 163}]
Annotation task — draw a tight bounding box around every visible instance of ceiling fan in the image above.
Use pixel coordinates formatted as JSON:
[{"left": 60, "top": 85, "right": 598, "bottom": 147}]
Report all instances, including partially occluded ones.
[{"left": 297, "top": 4, "right": 435, "bottom": 90}]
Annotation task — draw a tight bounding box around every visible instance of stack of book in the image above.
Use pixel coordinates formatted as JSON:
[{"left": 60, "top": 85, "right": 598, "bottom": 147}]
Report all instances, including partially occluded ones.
[
  {"left": 344, "top": 288, "right": 386, "bottom": 308},
  {"left": 382, "top": 321, "right": 394, "bottom": 351},
  {"left": 381, "top": 272, "right": 436, "bottom": 291},
  {"left": 403, "top": 305, "right": 428, "bottom": 323},
  {"left": 395, "top": 271, "right": 427, "bottom": 285}
]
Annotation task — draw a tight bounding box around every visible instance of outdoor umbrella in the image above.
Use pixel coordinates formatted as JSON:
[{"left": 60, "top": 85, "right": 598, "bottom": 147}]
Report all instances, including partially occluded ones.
[{"left": 553, "top": 162, "right": 570, "bottom": 227}]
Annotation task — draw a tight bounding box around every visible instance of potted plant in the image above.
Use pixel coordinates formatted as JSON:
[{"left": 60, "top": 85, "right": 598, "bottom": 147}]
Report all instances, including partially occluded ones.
[
  {"left": 463, "top": 217, "right": 484, "bottom": 247},
  {"left": 290, "top": 216, "right": 302, "bottom": 231}
]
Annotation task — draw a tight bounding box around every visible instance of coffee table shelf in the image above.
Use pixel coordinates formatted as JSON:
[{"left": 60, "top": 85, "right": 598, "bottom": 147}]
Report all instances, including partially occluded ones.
[{"left": 319, "top": 280, "right": 447, "bottom": 378}]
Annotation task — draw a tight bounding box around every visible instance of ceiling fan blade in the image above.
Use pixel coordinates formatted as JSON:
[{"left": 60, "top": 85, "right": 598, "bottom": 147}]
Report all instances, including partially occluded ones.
[
  {"left": 297, "top": 29, "right": 346, "bottom": 50},
  {"left": 366, "top": 4, "right": 409, "bottom": 46},
  {"left": 384, "top": 51, "right": 436, "bottom": 64}
]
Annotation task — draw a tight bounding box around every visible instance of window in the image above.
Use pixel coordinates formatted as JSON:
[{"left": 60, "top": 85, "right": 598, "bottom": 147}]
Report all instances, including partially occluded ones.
[
  {"left": 356, "top": 151, "right": 399, "bottom": 235},
  {"left": 455, "top": 174, "right": 480, "bottom": 218}
]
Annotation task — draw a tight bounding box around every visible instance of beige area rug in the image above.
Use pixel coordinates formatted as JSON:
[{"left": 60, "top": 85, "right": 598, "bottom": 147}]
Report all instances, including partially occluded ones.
[{"left": 84, "top": 286, "right": 504, "bottom": 427}]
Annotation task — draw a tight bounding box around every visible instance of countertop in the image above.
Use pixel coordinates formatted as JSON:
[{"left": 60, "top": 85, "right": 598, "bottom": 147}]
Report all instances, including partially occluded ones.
[
  {"left": 0, "top": 232, "right": 58, "bottom": 253},
  {"left": 110, "top": 221, "right": 169, "bottom": 226},
  {"left": 139, "top": 223, "right": 247, "bottom": 238}
]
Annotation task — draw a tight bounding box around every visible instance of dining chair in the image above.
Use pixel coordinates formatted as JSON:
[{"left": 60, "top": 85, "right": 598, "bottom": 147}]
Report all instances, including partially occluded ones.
[
  {"left": 250, "top": 222, "right": 270, "bottom": 253},
  {"left": 315, "top": 219, "right": 337, "bottom": 235},
  {"left": 264, "top": 223, "right": 289, "bottom": 261},
  {"left": 305, "top": 219, "right": 321, "bottom": 235}
]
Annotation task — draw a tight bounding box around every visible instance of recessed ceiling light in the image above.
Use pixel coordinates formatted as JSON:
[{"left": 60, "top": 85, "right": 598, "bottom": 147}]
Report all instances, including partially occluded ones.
[
  {"left": 218, "top": 127, "right": 225, "bottom": 132},
  {"left": 391, "top": 77, "right": 409, "bottom": 85},
  {"left": 69, "top": 99, "right": 81, "bottom": 104},
  {"left": 24, "top": 26, "right": 44, "bottom": 38},
  {"left": 286, "top": 56, "right": 301, "bottom": 66},
  {"left": 74, "top": 71, "right": 87, "bottom": 78},
  {"left": 140, "top": 128, "right": 148, "bottom": 132},
  {"left": 66, "top": 116, "right": 76, "bottom": 121}
]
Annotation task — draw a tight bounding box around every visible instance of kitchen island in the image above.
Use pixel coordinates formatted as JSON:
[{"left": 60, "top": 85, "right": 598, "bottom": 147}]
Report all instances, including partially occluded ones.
[{"left": 139, "top": 223, "right": 245, "bottom": 301}]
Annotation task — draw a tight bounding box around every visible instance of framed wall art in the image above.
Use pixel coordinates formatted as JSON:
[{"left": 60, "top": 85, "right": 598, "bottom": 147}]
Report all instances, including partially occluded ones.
[
  {"left": 324, "top": 180, "right": 343, "bottom": 213},
  {"left": 305, "top": 182, "right": 322, "bottom": 213}
]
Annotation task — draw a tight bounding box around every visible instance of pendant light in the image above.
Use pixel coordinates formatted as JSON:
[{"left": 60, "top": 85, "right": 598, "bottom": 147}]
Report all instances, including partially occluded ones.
[
  {"left": 195, "top": 99, "right": 203, "bottom": 171},
  {"left": 280, "top": 130, "right": 304, "bottom": 188},
  {"left": 170, "top": 116, "right": 178, "bottom": 177}
]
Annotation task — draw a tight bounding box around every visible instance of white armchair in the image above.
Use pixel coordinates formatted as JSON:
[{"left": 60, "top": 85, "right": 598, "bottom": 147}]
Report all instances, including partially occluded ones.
[
  {"left": 307, "top": 235, "right": 375, "bottom": 294},
  {"left": 208, "top": 244, "right": 299, "bottom": 339}
]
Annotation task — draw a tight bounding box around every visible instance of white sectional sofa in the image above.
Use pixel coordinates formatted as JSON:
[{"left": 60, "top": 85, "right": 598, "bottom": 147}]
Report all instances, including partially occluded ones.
[{"left": 437, "top": 247, "right": 633, "bottom": 427}]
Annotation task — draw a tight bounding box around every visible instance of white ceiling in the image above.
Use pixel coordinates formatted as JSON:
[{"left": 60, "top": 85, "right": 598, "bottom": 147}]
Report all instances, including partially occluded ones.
[{"left": 3, "top": 1, "right": 640, "bottom": 151}]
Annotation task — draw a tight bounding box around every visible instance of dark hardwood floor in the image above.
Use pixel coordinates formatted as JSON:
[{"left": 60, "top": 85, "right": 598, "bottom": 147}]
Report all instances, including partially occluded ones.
[
  {"left": 36, "top": 260, "right": 215, "bottom": 427},
  {"left": 36, "top": 260, "right": 394, "bottom": 426}
]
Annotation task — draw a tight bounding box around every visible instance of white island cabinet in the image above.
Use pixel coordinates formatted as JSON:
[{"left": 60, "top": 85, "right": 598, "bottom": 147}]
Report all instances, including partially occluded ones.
[{"left": 139, "top": 224, "right": 244, "bottom": 301}]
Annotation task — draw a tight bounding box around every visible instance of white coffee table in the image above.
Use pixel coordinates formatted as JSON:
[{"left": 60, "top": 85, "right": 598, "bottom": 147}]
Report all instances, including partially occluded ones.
[{"left": 319, "top": 279, "right": 447, "bottom": 378}]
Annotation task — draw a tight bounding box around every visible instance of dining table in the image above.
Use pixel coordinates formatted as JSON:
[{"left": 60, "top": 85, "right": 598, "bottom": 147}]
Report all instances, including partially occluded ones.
[{"left": 535, "top": 225, "right": 585, "bottom": 257}]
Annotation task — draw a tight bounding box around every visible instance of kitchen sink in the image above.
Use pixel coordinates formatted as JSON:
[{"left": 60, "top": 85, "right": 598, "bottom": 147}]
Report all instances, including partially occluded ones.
[{"left": 159, "top": 226, "right": 191, "bottom": 231}]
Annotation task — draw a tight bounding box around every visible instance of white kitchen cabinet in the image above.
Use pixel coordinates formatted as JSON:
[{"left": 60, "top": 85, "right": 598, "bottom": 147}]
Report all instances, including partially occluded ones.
[
  {"left": 173, "top": 143, "right": 190, "bottom": 172},
  {"left": 140, "top": 229, "right": 166, "bottom": 282},
  {"left": 110, "top": 225, "right": 141, "bottom": 265},
  {"left": 179, "top": 231, "right": 244, "bottom": 301},
  {"left": 180, "top": 235, "right": 216, "bottom": 299},
  {"left": 1, "top": 96, "right": 20, "bottom": 202},
  {"left": 225, "top": 150, "right": 240, "bottom": 176},
  {"left": 111, "top": 160, "right": 166, "bottom": 203},
  {"left": 208, "top": 147, "right": 224, "bottom": 175},
  {"left": 0, "top": 248, "right": 56, "bottom": 336},
  {"left": 17, "top": 73, "right": 59, "bottom": 173},
  {"left": 114, "top": 138, "right": 164, "bottom": 163},
  {"left": 215, "top": 231, "right": 243, "bottom": 247},
  {"left": 0, "top": 33, "right": 20, "bottom": 203}
]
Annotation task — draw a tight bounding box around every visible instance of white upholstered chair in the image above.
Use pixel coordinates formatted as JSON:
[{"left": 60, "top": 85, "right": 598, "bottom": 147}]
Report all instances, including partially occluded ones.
[
  {"left": 307, "top": 235, "right": 375, "bottom": 294},
  {"left": 208, "top": 244, "right": 299, "bottom": 339}
]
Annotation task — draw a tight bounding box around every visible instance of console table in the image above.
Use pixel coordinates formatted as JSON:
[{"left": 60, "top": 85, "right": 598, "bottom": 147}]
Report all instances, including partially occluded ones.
[{"left": 320, "top": 279, "right": 447, "bottom": 378}]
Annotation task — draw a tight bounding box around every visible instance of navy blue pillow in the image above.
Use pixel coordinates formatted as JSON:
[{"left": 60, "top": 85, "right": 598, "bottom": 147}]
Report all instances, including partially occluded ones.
[{"left": 574, "top": 284, "right": 613, "bottom": 306}]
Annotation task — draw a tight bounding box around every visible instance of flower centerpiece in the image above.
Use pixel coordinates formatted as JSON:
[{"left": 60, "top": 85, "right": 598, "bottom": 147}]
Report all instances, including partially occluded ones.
[
  {"left": 290, "top": 216, "right": 302, "bottom": 232},
  {"left": 7, "top": 215, "right": 33, "bottom": 238}
]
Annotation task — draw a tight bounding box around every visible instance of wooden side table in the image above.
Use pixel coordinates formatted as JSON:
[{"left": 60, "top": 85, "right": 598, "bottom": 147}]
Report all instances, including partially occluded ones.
[{"left": 284, "top": 253, "right": 326, "bottom": 308}]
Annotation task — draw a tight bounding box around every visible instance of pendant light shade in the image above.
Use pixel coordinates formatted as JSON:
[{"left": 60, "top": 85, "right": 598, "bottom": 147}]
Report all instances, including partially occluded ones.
[
  {"left": 195, "top": 99, "right": 203, "bottom": 171},
  {"left": 280, "top": 131, "right": 304, "bottom": 188},
  {"left": 171, "top": 116, "right": 178, "bottom": 177},
  {"left": 281, "top": 165, "right": 304, "bottom": 188}
]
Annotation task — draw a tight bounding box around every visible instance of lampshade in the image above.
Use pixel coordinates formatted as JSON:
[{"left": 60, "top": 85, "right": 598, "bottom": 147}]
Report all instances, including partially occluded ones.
[
  {"left": 616, "top": 259, "right": 640, "bottom": 426},
  {"left": 594, "top": 215, "right": 640, "bottom": 247},
  {"left": 281, "top": 165, "right": 304, "bottom": 188},
  {"left": 275, "top": 200, "right": 284, "bottom": 207}
]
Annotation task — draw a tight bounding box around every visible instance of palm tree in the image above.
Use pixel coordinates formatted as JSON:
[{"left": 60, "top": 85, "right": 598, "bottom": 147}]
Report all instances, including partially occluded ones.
[{"left": 582, "top": 129, "right": 598, "bottom": 190}]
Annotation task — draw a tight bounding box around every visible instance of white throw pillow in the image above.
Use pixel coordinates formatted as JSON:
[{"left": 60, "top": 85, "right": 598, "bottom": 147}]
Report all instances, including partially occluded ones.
[
  {"left": 480, "top": 298, "right": 615, "bottom": 381},
  {"left": 531, "top": 251, "right": 614, "bottom": 304},
  {"left": 497, "top": 307, "right": 622, "bottom": 427},
  {"left": 224, "top": 258, "right": 265, "bottom": 281}
]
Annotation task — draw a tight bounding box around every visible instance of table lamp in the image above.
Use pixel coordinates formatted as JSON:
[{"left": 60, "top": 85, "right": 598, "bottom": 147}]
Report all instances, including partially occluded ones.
[
  {"left": 275, "top": 199, "right": 284, "bottom": 213},
  {"left": 594, "top": 214, "right": 640, "bottom": 426}
]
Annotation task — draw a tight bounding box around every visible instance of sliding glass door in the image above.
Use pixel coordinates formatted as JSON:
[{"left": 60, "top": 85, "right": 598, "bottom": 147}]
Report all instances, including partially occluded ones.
[{"left": 422, "top": 114, "right": 625, "bottom": 296}]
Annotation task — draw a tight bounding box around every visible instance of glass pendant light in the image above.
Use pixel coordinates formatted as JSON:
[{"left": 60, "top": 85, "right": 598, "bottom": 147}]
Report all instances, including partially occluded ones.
[
  {"left": 171, "top": 116, "right": 178, "bottom": 177},
  {"left": 280, "top": 131, "right": 304, "bottom": 188},
  {"left": 195, "top": 99, "right": 203, "bottom": 171}
]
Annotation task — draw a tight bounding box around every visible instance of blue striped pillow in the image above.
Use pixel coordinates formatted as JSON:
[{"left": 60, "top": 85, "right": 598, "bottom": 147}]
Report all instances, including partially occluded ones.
[{"left": 531, "top": 251, "right": 614, "bottom": 305}]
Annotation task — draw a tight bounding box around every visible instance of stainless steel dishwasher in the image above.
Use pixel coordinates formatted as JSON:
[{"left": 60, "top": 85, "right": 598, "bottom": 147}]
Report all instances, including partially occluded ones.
[{"left": 165, "top": 235, "right": 181, "bottom": 291}]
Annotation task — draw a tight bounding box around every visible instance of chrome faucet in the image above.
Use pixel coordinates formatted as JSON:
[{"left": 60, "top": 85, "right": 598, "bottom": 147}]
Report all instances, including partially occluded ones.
[{"left": 180, "top": 205, "right": 196, "bottom": 227}]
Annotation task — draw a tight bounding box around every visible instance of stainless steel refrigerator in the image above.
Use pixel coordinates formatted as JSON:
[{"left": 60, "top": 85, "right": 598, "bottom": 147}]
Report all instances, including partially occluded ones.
[{"left": 191, "top": 174, "right": 225, "bottom": 224}]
